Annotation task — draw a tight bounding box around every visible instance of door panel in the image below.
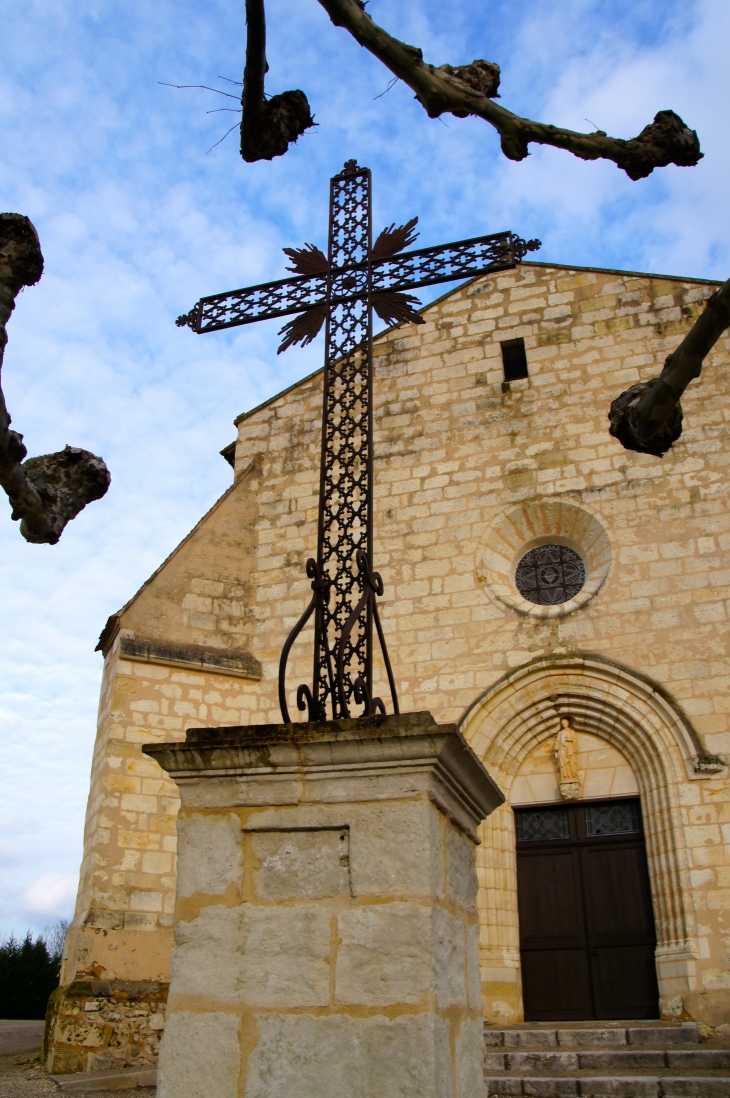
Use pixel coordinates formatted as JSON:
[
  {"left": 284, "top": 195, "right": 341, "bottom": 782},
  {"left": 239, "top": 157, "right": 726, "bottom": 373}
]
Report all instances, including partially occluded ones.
[
  {"left": 521, "top": 947, "right": 593, "bottom": 1020},
  {"left": 515, "top": 798, "right": 659, "bottom": 1021},
  {"left": 591, "top": 944, "right": 660, "bottom": 1018},
  {"left": 517, "top": 850, "right": 584, "bottom": 944},
  {"left": 518, "top": 848, "right": 593, "bottom": 1019},
  {"left": 581, "top": 845, "right": 655, "bottom": 939}
]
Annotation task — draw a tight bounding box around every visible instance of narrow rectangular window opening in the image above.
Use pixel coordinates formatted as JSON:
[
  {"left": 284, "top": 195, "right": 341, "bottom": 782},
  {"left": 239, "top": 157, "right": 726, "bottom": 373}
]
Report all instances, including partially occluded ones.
[{"left": 501, "top": 337, "right": 529, "bottom": 382}]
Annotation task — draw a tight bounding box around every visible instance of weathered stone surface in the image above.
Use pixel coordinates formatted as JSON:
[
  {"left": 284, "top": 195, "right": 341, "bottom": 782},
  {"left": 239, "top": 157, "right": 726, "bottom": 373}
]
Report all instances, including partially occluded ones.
[
  {"left": 243, "top": 1013, "right": 452, "bottom": 1098},
  {"left": 335, "top": 903, "right": 434, "bottom": 1006},
  {"left": 147, "top": 712, "right": 503, "bottom": 844},
  {"left": 627, "top": 1023, "right": 698, "bottom": 1046},
  {"left": 457, "top": 1017, "right": 487, "bottom": 1098},
  {"left": 466, "top": 923, "right": 482, "bottom": 1010},
  {"left": 49, "top": 1065, "right": 158, "bottom": 1092},
  {"left": 433, "top": 905, "right": 468, "bottom": 1009},
  {"left": 172, "top": 903, "right": 331, "bottom": 1007},
  {"left": 251, "top": 827, "right": 350, "bottom": 900},
  {"left": 348, "top": 800, "right": 443, "bottom": 898},
  {"left": 502, "top": 1028, "right": 558, "bottom": 1048},
  {"left": 157, "top": 1012, "right": 239, "bottom": 1098},
  {"left": 176, "top": 812, "right": 241, "bottom": 897},
  {"left": 521, "top": 1082, "right": 577, "bottom": 1098},
  {"left": 44, "top": 979, "right": 167, "bottom": 1075},
  {"left": 557, "top": 1027, "right": 628, "bottom": 1048}
]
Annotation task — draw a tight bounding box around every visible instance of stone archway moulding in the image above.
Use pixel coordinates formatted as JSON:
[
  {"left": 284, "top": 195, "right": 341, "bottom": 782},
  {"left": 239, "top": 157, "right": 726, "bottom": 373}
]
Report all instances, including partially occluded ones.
[{"left": 459, "top": 652, "right": 712, "bottom": 1020}]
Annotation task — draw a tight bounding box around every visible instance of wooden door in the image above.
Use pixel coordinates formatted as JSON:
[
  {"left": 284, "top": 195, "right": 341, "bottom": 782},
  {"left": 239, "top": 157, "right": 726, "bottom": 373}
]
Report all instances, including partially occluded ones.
[{"left": 515, "top": 799, "right": 659, "bottom": 1021}]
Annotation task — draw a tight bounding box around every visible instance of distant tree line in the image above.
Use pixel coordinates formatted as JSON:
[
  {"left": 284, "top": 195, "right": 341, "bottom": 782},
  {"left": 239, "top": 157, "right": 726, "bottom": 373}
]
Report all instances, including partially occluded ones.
[{"left": 0, "top": 921, "right": 66, "bottom": 1020}]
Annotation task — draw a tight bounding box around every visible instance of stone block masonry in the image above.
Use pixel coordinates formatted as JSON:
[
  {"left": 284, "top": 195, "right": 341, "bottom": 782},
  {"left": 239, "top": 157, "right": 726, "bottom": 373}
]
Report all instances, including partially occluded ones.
[
  {"left": 44, "top": 977, "right": 166, "bottom": 1075},
  {"left": 144, "top": 711, "right": 504, "bottom": 1098}
]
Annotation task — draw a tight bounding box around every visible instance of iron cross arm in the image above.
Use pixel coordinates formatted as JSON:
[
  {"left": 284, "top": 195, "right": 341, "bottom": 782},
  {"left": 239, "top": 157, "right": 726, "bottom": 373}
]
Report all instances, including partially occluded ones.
[{"left": 175, "top": 230, "right": 540, "bottom": 341}]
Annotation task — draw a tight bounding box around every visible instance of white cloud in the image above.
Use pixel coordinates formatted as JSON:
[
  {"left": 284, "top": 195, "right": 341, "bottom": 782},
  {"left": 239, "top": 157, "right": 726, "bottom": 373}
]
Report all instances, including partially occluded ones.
[{"left": 21, "top": 875, "right": 78, "bottom": 917}]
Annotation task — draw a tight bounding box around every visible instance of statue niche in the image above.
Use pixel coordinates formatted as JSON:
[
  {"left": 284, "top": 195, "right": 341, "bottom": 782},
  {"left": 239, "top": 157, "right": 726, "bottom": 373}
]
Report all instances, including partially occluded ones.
[{"left": 554, "top": 717, "right": 582, "bottom": 801}]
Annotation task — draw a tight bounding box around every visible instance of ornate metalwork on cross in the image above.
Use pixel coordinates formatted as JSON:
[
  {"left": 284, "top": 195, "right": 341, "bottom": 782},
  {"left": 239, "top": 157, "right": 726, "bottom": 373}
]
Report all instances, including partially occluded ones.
[{"left": 177, "top": 160, "right": 540, "bottom": 724}]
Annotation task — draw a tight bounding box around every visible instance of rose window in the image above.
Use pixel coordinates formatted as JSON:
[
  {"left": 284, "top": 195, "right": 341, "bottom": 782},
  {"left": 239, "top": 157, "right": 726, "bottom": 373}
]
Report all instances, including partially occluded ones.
[{"left": 515, "top": 544, "right": 586, "bottom": 606}]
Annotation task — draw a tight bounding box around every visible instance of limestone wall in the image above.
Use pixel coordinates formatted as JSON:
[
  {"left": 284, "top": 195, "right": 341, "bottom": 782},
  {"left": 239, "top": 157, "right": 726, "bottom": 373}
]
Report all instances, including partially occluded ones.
[
  {"left": 57, "top": 260, "right": 730, "bottom": 1067},
  {"left": 52, "top": 477, "right": 264, "bottom": 1072}
]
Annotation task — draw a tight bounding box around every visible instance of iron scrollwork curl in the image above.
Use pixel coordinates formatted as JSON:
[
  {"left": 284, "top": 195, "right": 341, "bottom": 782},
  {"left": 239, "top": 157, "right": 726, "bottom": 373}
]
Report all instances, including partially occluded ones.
[
  {"left": 278, "top": 557, "right": 330, "bottom": 724},
  {"left": 335, "top": 549, "right": 399, "bottom": 719}
]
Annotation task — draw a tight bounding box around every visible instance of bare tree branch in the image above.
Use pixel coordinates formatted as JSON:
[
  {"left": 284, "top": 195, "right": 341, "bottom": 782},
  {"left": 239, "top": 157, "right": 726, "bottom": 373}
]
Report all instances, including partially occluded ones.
[
  {"left": 240, "top": 0, "right": 315, "bottom": 162},
  {"left": 316, "top": 0, "right": 702, "bottom": 180},
  {"left": 0, "top": 213, "right": 110, "bottom": 545},
  {"left": 609, "top": 278, "right": 730, "bottom": 456}
]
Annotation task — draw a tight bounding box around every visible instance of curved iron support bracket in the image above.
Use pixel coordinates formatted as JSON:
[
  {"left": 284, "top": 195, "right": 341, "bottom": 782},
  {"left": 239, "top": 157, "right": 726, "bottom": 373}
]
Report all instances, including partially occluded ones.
[
  {"left": 297, "top": 683, "right": 323, "bottom": 722},
  {"left": 278, "top": 558, "right": 330, "bottom": 723},
  {"left": 335, "top": 549, "right": 399, "bottom": 719},
  {"left": 354, "top": 676, "right": 386, "bottom": 717}
]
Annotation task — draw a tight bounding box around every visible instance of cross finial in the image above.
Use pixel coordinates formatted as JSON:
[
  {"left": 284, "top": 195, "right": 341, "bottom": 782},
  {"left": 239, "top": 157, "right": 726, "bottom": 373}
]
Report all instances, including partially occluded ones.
[{"left": 342, "top": 159, "right": 360, "bottom": 174}]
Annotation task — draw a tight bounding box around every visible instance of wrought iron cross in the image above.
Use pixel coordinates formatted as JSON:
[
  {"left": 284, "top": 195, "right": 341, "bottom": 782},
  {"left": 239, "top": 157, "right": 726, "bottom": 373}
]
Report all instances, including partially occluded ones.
[{"left": 177, "top": 160, "right": 539, "bottom": 724}]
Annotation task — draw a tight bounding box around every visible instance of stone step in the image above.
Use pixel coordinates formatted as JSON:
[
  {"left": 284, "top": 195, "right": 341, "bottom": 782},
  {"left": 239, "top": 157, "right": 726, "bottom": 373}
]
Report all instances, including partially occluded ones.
[
  {"left": 484, "top": 1023, "right": 699, "bottom": 1050},
  {"left": 485, "top": 1077, "right": 730, "bottom": 1097},
  {"left": 484, "top": 1048, "right": 730, "bottom": 1073}
]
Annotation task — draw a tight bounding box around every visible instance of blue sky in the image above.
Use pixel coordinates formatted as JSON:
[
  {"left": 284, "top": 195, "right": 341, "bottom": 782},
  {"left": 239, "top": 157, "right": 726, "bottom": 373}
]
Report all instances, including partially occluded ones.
[{"left": 1, "top": 0, "right": 728, "bottom": 937}]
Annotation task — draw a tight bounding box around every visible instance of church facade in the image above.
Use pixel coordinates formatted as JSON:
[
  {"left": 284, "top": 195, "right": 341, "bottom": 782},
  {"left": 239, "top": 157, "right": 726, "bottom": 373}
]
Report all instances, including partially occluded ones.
[{"left": 48, "top": 260, "right": 730, "bottom": 1072}]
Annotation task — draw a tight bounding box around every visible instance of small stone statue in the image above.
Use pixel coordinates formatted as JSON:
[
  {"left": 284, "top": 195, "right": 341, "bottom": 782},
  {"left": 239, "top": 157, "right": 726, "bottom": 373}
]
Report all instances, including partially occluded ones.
[{"left": 554, "top": 717, "right": 582, "bottom": 801}]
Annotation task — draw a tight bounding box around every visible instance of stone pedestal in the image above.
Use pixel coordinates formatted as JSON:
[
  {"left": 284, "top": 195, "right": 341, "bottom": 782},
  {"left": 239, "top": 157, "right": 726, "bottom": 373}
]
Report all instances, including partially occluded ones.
[{"left": 144, "top": 711, "right": 503, "bottom": 1098}]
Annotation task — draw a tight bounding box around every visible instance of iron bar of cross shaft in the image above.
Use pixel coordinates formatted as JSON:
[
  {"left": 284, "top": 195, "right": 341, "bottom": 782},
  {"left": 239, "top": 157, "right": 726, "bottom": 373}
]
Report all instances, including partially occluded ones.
[
  {"left": 315, "top": 163, "right": 374, "bottom": 721},
  {"left": 175, "top": 160, "right": 540, "bottom": 723}
]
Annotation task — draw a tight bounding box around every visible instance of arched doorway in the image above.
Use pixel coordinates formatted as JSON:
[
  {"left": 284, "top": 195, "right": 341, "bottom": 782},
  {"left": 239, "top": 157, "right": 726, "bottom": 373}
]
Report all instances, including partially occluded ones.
[
  {"left": 460, "top": 654, "right": 701, "bottom": 1026},
  {"left": 512, "top": 732, "right": 658, "bottom": 1019}
]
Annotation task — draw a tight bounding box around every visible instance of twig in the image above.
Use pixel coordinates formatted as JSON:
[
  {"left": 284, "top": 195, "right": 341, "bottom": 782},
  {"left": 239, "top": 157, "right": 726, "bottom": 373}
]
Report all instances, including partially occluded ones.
[
  {"left": 159, "top": 82, "right": 241, "bottom": 101},
  {"left": 374, "top": 76, "right": 398, "bottom": 100},
  {"left": 208, "top": 123, "right": 243, "bottom": 153}
]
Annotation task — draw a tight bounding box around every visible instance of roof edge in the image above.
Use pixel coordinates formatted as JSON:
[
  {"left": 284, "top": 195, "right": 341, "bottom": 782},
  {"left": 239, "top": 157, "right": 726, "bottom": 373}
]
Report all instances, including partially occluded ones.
[
  {"left": 234, "top": 363, "right": 324, "bottom": 426},
  {"left": 232, "top": 260, "right": 723, "bottom": 428},
  {"left": 95, "top": 477, "right": 242, "bottom": 654},
  {"left": 520, "top": 259, "right": 723, "bottom": 286}
]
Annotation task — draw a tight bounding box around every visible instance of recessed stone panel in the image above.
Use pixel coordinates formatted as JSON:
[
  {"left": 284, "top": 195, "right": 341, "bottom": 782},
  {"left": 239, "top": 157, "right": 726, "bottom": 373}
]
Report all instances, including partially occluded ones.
[
  {"left": 348, "top": 801, "right": 443, "bottom": 898},
  {"left": 251, "top": 827, "right": 350, "bottom": 900}
]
